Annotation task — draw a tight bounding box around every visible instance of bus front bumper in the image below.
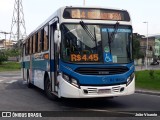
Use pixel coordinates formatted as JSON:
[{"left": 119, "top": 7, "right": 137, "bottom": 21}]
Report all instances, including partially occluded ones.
[{"left": 58, "top": 76, "right": 135, "bottom": 98}]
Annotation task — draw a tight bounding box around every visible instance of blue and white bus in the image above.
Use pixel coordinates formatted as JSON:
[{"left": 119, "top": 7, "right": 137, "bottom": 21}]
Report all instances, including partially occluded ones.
[{"left": 21, "top": 6, "right": 135, "bottom": 99}]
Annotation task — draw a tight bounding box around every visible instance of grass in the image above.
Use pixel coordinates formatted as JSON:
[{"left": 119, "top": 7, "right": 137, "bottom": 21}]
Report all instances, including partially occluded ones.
[
  {"left": 0, "top": 62, "right": 21, "bottom": 72},
  {"left": 135, "top": 70, "right": 160, "bottom": 91}
]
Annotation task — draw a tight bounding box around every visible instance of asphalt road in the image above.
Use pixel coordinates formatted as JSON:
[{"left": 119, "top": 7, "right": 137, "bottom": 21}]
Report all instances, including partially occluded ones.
[{"left": 0, "top": 71, "right": 160, "bottom": 120}]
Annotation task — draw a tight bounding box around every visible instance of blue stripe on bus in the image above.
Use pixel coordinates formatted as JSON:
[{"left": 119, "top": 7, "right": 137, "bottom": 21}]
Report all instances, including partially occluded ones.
[
  {"left": 102, "top": 28, "right": 131, "bottom": 33},
  {"left": 32, "top": 60, "right": 49, "bottom": 70},
  {"left": 22, "top": 59, "right": 51, "bottom": 71},
  {"left": 23, "top": 61, "right": 30, "bottom": 69}
]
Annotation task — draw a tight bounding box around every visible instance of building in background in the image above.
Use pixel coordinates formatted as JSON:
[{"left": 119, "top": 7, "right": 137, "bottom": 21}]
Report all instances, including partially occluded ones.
[
  {"left": 0, "top": 39, "right": 5, "bottom": 50},
  {"left": 138, "top": 35, "right": 160, "bottom": 65},
  {"left": 0, "top": 39, "right": 16, "bottom": 49},
  {"left": 154, "top": 39, "right": 160, "bottom": 59},
  {"left": 140, "top": 37, "right": 155, "bottom": 64}
]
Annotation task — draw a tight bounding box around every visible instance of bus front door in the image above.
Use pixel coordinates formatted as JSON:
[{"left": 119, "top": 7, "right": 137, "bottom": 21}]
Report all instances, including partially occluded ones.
[{"left": 50, "top": 22, "right": 58, "bottom": 93}]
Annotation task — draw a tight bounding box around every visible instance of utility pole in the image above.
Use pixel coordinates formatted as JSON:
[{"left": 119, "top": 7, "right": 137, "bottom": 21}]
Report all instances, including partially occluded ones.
[
  {"left": 10, "top": 0, "right": 26, "bottom": 43},
  {"left": 143, "top": 22, "right": 149, "bottom": 69},
  {"left": 17, "top": 0, "right": 20, "bottom": 41}
]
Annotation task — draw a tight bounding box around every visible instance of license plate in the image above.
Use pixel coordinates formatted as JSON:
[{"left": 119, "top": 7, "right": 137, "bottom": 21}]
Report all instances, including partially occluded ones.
[{"left": 98, "top": 89, "right": 111, "bottom": 94}]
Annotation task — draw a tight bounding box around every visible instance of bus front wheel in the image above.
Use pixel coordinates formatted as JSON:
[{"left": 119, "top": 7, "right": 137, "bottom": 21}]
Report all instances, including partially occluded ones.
[{"left": 44, "top": 76, "right": 57, "bottom": 100}]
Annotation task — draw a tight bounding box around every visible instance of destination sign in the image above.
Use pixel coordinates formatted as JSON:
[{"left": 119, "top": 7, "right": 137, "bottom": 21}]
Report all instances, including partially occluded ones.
[
  {"left": 63, "top": 8, "right": 130, "bottom": 21},
  {"left": 70, "top": 54, "right": 99, "bottom": 62}
]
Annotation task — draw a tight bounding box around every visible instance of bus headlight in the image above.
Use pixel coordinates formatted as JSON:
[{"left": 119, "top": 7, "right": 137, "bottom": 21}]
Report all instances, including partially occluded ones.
[
  {"left": 62, "top": 73, "right": 80, "bottom": 88},
  {"left": 62, "top": 73, "right": 70, "bottom": 82},
  {"left": 71, "top": 78, "right": 79, "bottom": 88},
  {"left": 126, "top": 72, "right": 135, "bottom": 86}
]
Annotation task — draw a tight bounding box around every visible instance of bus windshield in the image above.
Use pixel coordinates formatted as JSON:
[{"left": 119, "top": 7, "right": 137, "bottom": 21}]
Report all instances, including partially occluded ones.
[{"left": 61, "top": 23, "right": 133, "bottom": 64}]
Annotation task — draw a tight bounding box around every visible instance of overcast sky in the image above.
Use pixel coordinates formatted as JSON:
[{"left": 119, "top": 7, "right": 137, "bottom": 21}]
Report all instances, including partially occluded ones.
[{"left": 0, "top": 0, "right": 160, "bottom": 39}]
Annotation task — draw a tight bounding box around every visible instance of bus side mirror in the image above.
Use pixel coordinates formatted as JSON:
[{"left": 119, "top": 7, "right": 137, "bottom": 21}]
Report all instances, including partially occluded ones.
[{"left": 54, "top": 30, "right": 61, "bottom": 44}]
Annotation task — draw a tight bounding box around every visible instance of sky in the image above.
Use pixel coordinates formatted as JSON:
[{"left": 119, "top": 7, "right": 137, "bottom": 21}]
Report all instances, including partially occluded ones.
[{"left": 0, "top": 0, "right": 160, "bottom": 39}]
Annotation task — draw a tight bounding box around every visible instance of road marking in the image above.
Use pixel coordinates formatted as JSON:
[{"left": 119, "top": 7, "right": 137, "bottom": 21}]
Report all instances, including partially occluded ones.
[
  {"left": 0, "top": 80, "right": 4, "bottom": 83},
  {"left": 23, "top": 81, "right": 27, "bottom": 85},
  {"left": 84, "top": 108, "right": 135, "bottom": 116},
  {"left": 12, "top": 76, "right": 22, "bottom": 79},
  {"left": 6, "top": 80, "right": 18, "bottom": 84},
  {"left": 0, "top": 77, "right": 8, "bottom": 80}
]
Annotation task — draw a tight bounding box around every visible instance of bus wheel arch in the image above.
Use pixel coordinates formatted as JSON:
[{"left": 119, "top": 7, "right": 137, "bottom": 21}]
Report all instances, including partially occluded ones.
[{"left": 44, "top": 72, "right": 57, "bottom": 100}]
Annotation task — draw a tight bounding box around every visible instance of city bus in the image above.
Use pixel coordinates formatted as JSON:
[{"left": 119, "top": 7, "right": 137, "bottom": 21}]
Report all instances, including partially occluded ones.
[{"left": 21, "top": 6, "right": 135, "bottom": 99}]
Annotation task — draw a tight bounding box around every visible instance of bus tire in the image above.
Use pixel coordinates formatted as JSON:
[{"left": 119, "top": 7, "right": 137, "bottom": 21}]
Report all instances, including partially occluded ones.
[
  {"left": 27, "top": 70, "right": 34, "bottom": 88},
  {"left": 44, "top": 76, "right": 57, "bottom": 100}
]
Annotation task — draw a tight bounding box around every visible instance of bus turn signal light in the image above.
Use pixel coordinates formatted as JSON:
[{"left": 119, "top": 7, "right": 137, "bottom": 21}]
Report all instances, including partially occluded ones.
[{"left": 43, "top": 53, "right": 49, "bottom": 59}]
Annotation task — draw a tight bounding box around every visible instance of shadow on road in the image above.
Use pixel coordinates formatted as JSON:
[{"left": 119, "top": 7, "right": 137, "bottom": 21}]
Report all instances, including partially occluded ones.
[{"left": 56, "top": 97, "right": 128, "bottom": 110}]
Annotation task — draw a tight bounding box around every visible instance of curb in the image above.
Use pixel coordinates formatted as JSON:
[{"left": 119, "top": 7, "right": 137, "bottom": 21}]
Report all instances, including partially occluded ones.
[
  {"left": 0, "top": 71, "right": 20, "bottom": 73},
  {"left": 135, "top": 90, "right": 160, "bottom": 96}
]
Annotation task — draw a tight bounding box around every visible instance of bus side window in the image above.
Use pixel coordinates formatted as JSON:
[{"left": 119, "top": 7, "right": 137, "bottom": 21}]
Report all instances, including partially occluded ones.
[
  {"left": 29, "top": 37, "right": 33, "bottom": 54},
  {"left": 33, "top": 34, "right": 36, "bottom": 53},
  {"left": 25, "top": 39, "right": 29, "bottom": 55},
  {"left": 28, "top": 38, "right": 30, "bottom": 55},
  {"left": 38, "top": 31, "right": 41, "bottom": 52},
  {"left": 41, "top": 29, "right": 44, "bottom": 51},
  {"left": 44, "top": 26, "right": 49, "bottom": 51},
  {"left": 35, "top": 33, "right": 38, "bottom": 53},
  {"left": 24, "top": 43, "right": 26, "bottom": 55}
]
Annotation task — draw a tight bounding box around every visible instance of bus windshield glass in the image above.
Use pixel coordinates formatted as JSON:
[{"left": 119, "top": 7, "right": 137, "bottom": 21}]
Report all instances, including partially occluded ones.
[{"left": 61, "top": 23, "right": 132, "bottom": 64}]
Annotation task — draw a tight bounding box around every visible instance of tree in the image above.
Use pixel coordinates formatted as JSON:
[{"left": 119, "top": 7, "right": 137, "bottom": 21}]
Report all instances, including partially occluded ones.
[
  {"left": 0, "top": 46, "right": 21, "bottom": 64},
  {"left": 133, "top": 33, "right": 144, "bottom": 59},
  {"left": 5, "top": 49, "right": 20, "bottom": 57},
  {"left": 0, "top": 51, "right": 8, "bottom": 65}
]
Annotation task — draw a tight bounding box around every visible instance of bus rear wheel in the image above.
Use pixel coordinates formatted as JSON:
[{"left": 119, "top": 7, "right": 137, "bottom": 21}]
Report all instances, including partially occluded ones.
[
  {"left": 44, "top": 77, "right": 57, "bottom": 100},
  {"left": 27, "top": 71, "right": 34, "bottom": 88}
]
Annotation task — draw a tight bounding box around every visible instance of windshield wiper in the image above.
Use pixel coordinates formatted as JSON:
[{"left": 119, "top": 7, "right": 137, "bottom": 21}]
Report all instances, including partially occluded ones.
[
  {"left": 94, "top": 27, "right": 98, "bottom": 52},
  {"left": 80, "top": 21, "right": 95, "bottom": 41},
  {"left": 110, "top": 22, "right": 119, "bottom": 42},
  {"left": 126, "top": 45, "right": 131, "bottom": 61},
  {"left": 108, "top": 22, "right": 119, "bottom": 53},
  {"left": 107, "top": 28, "right": 111, "bottom": 53},
  {"left": 126, "top": 33, "right": 132, "bottom": 61},
  {"left": 79, "top": 21, "right": 98, "bottom": 51}
]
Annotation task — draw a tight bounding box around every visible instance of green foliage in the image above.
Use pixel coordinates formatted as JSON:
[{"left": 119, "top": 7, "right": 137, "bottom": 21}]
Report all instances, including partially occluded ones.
[
  {"left": 0, "top": 51, "right": 8, "bottom": 65},
  {"left": 135, "top": 70, "right": 160, "bottom": 90},
  {"left": 133, "top": 34, "right": 144, "bottom": 59},
  {"left": 0, "top": 62, "right": 20, "bottom": 71},
  {"left": 0, "top": 48, "right": 20, "bottom": 64},
  {"left": 149, "top": 70, "right": 155, "bottom": 79},
  {"left": 5, "top": 49, "right": 20, "bottom": 57}
]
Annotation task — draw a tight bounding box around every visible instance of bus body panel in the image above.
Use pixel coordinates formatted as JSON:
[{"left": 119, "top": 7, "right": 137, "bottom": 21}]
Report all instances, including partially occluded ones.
[{"left": 33, "top": 70, "right": 45, "bottom": 90}]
